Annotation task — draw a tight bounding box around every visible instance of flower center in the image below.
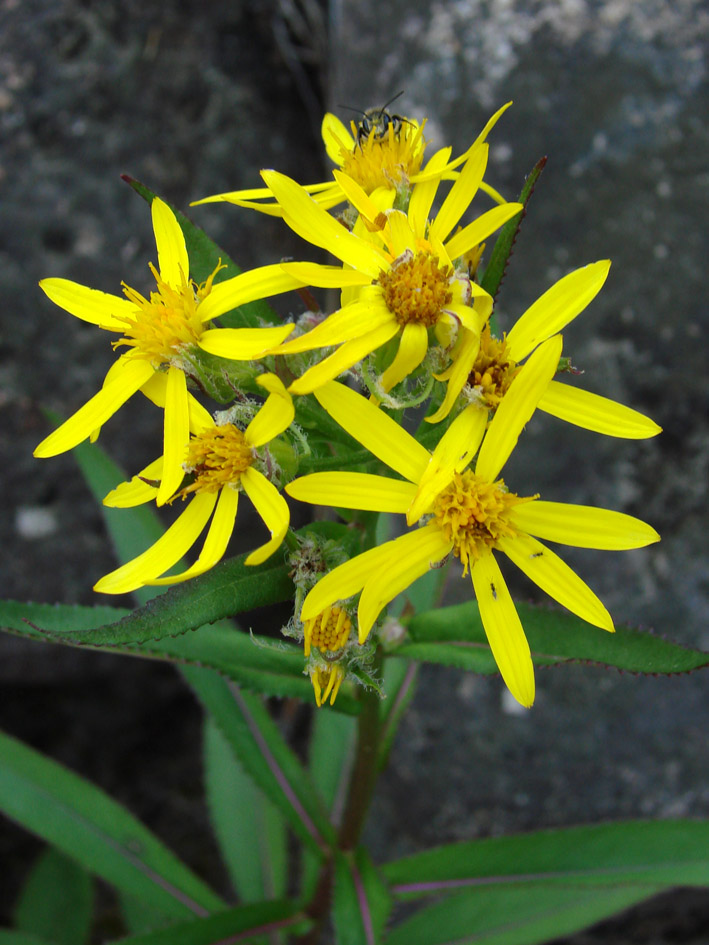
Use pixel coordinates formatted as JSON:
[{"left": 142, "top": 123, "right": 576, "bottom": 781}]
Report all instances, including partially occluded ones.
[
  {"left": 338, "top": 119, "right": 426, "bottom": 194},
  {"left": 304, "top": 605, "right": 352, "bottom": 657},
  {"left": 433, "top": 470, "right": 534, "bottom": 574},
  {"left": 378, "top": 251, "right": 453, "bottom": 327},
  {"left": 178, "top": 424, "right": 254, "bottom": 497},
  {"left": 114, "top": 260, "right": 223, "bottom": 366},
  {"left": 467, "top": 326, "right": 521, "bottom": 409}
]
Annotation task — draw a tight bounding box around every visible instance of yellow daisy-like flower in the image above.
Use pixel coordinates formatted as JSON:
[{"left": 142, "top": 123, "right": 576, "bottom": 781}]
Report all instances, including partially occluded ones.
[
  {"left": 191, "top": 103, "right": 512, "bottom": 216},
  {"left": 430, "top": 260, "right": 662, "bottom": 438},
  {"left": 285, "top": 355, "right": 660, "bottom": 708},
  {"left": 261, "top": 146, "right": 523, "bottom": 396},
  {"left": 303, "top": 604, "right": 353, "bottom": 707},
  {"left": 34, "top": 198, "right": 301, "bottom": 505},
  {"left": 94, "top": 374, "right": 294, "bottom": 595}
]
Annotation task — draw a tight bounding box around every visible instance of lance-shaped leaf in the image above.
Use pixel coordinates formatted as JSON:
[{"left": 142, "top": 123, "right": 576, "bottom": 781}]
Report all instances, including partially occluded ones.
[
  {"left": 383, "top": 883, "right": 660, "bottom": 945},
  {"left": 203, "top": 717, "right": 287, "bottom": 903},
  {"left": 0, "top": 729, "right": 225, "bottom": 919},
  {"left": 14, "top": 848, "right": 92, "bottom": 945},
  {"left": 382, "top": 819, "right": 709, "bottom": 896},
  {"left": 479, "top": 157, "right": 547, "bottom": 302},
  {"left": 333, "top": 849, "right": 392, "bottom": 945},
  {"left": 184, "top": 668, "right": 336, "bottom": 857},
  {"left": 0, "top": 600, "right": 359, "bottom": 714},
  {"left": 123, "top": 176, "right": 280, "bottom": 327},
  {"left": 397, "top": 601, "right": 709, "bottom": 675},
  {"left": 106, "top": 900, "right": 308, "bottom": 945}
]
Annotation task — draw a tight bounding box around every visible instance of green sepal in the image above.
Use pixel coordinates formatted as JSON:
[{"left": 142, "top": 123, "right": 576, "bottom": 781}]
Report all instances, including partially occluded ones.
[
  {"left": 122, "top": 175, "right": 280, "bottom": 327},
  {"left": 397, "top": 600, "right": 709, "bottom": 675}
]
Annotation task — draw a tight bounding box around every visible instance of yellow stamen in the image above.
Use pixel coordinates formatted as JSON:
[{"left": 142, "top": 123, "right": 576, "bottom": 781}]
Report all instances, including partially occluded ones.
[
  {"left": 113, "top": 260, "right": 224, "bottom": 366},
  {"left": 338, "top": 119, "right": 427, "bottom": 194},
  {"left": 433, "top": 470, "right": 535, "bottom": 575},
  {"left": 178, "top": 424, "right": 253, "bottom": 497},
  {"left": 467, "top": 326, "right": 521, "bottom": 408},
  {"left": 303, "top": 605, "right": 352, "bottom": 657},
  {"left": 378, "top": 251, "right": 453, "bottom": 327}
]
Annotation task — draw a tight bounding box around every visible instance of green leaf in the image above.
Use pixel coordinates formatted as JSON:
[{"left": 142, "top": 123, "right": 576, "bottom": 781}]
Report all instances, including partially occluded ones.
[
  {"left": 480, "top": 157, "right": 547, "bottom": 302},
  {"left": 107, "top": 900, "right": 307, "bottom": 945},
  {"left": 377, "top": 658, "right": 418, "bottom": 772},
  {"left": 383, "top": 820, "right": 709, "bottom": 894},
  {"left": 302, "top": 710, "right": 358, "bottom": 896},
  {"left": 333, "top": 849, "right": 392, "bottom": 945},
  {"left": 0, "top": 934, "right": 57, "bottom": 945},
  {"left": 203, "top": 717, "right": 287, "bottom": 902},
  {"left": 184, "top": 668, "right": 335, "bottom": 856},
  {"left": 384, "top": 884, "right": 659, "bottom": 945},
  {"left": 118, "top": 892, "right": 171, "bottom": 937},
  {"left": 399, "top": 601, "right": 709, "bottom": 675},
  {"left": 122, "top": 176, "right": 280, "bottom": 327},
  {"left": 14, "top": 848, "right": 92, "bottom": 945},
  {"left": 0, "top": 728, "right": 225, "bottom": 920}
]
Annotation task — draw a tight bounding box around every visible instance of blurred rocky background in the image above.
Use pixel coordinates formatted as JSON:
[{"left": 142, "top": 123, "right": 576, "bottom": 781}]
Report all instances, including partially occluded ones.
[{"left": 1, "top": 0, "right": 708, "bottom": 940}]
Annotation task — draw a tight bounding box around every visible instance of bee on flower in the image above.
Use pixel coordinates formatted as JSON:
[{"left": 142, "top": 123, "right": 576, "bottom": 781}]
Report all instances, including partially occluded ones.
[
  {"left": 285, "top": 361, "right": 660, "bottom": 708},
  {"left": 94, "top": 374, "right": 294, "bottom": 595},
  {"left": 34, "top": 198, "right": 302, "bottom": 505}
]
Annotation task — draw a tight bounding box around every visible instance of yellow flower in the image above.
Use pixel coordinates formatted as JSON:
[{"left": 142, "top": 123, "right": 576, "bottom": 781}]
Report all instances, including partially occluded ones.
[
  {"left": 285, "top": 352, "right": 660, "bottom": 708},
  {"left": 34, "top": 198, "right": 301, "bottom": 505},
  {"left": 429, "top": 260, "right": 662, "bottom": 437},
  {"left": 261, "top": 146, "right": 523, "bottom": 395},
  {"left": 191, "top": 103, "right": 512, "bottom": 216},
  {"left": 303, "top": 604, "right": 353, "bottom": 707},
  {"left": 94, "top": 374, "right": 293, "bottom": 594}
]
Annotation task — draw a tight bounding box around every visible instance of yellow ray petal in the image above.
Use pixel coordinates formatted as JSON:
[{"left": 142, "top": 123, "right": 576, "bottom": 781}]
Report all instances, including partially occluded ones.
[
  {"left": 198, "top": 265, "right": 305, "bottom": 323},
  {"left": 322, "top": 112, "right": 354, "bottom": 162},
  {"left": 151, "top": 197, "right": 189, "bottom": 287},
  {"left": 476, "top": 334, "right": 563, "bottom": 482},
  {"left": 280, "top": 262, "right": 373, "bottom": 289},
  {"left": 506, "top": 261, "right": 611, "bottom": 362},
  {"left": 358, "top": 524, "right": 453, "bottom": 641},
  {"left": 313, "top": 381, "right": 430, "bottom": 482},
  {"left": 104, "top": 457, "right": 163, "bottom": 508},
  {"left": 425, "top": 328, "right": 481, "bottom": 424},
  {"left": 139, "top": 372, "right": 214, "bottom": 434},
  {"left": 300, "top": 542, "right": 396, "bottom": 623},
  {"left": 381, "top": 322, "right": 429, "bottom": 392},
  {"left": 538, "top": 381, "right": 662, "bottom": 438},
  {"left": 407, "top": 404, "right": 488, "bottom": 524},
  {"left": 245, "top": 375, "right": 294, "bottom": 447},
  {"left": 385, "top": 209, "right": 416, "bottom": 258},
  {"left": 408, "top": 147, "right": 453, "bottom": 237},
  {"left": 447, "top": 101, "right": 513, "bottom": 171},
  {"left": 289, "top": 321, "right": 400, "bottom": 394},
  {"left": 286, "top": 472, "right": 417, "bottom": 513},
  {"left": 198, "top": 324, "right": 294, "bottom": 360},
  {"left": 150, "top": 486, "right": 239, "bottom": 584},
  {"left": 39, "top": 278, "right": 135, "bottom": 330},
  {"left": 471, "top": 552, "right": 535, "bottom": 708},
  {"left": 429, "top": 145, "right": 488, "bottom": 245},
  {"left": 499, "top": 533, "right": 614, "bottom": 632},
  {"left": 508, "top": 501, "right": 660, "bottom": 550},
  {"left": 333, "top": 170, "right": 385, "bottom": 225},
  {"left": 34, "top": 357, "right": 154, "bottom": 458},
  {"left": 241, "top": 468, "right": 290, "bottom": 565},
  {"left": 273, "top": 296, "right": 392, "bottom": 356},
  {"left": 157, "top": 366, "right": 189, "bottom": 506},
  {"left": 261, "top": 170, "right": 385, "bottom": 276},
  {"left": 93, "top": 491, "right": 217, "bottom": 595},
  {"left": 447, "top": 296, "right": 489, "bottom": 334},
  {"left": 444, "top": 202, "right": 523, "bottom": 261}
]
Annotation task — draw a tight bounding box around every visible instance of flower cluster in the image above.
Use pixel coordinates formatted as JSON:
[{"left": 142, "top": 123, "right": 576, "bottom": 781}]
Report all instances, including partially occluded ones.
[{"left": 36, "top": 100, "right": 660, "bottom": 708}]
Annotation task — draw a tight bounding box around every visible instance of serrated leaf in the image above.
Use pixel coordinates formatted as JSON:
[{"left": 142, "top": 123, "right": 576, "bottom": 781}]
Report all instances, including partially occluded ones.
[
  {"left": 123, "top": 176, "right": 280, "bottom": 327},
  {"left": 0, "top": 729, "right": 224, "bottom": 919},
  {"left": 384, "top": 883, "right": 659, "bottom": 945},
  {"left": 383, "top": 820, "right": 709, "bottom": 896},
  {"left": 14, "top": 848, "right": 92, "bottom": 945},
  {"left": 184, "top": 667, "right": 335, "bottom": 856},
  {"left": 480, "top": 157, "right": 546, "bottom": 302},
  {"left": 204, "top": 717, "right": 287, "bottom": 902},
  {"left": 107, "top": 900, "right": 307, "bottom": 944},
  {"left": 333, "top": 849, "right": 393, "bottom": 945},
  {"left": 399, "top": 601, "right": 709, "bottom": 675}
]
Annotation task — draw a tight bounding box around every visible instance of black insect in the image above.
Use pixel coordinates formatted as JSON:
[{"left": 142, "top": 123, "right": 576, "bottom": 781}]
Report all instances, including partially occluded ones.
[
  {"left": 490, "top": 581, "right": 498, "bottom": 601},
  {"left": 341, "top": 91, "right": 408, "bottom": 148}
]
